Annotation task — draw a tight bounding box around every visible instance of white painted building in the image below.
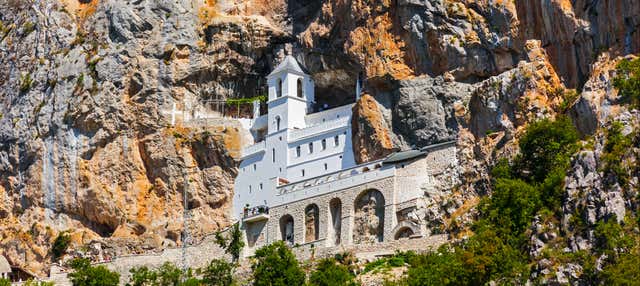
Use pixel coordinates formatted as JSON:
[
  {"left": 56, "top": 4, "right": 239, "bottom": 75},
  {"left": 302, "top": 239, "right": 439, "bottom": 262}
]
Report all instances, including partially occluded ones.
[{"left": 233, "top": 56, "right": 357, "bottom": 219}]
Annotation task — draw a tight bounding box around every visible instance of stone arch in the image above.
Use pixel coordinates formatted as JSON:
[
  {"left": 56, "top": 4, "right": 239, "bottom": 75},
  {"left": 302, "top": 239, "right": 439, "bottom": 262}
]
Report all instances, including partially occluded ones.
[
  {"left": 353, "top": 189, "right": 385, "bottom": 243},
  {"left": 279, "top": 214, "right": 294, "bottom": 245},
  {"left": 305, "top": 204, "right": 319, "bottom": 242},
  {"left": 297, "top": 78, "right": 303, "bottom": 98},
  {"left": 394, "top": 227, "right": 415, "bottom": 240},
  {"left": 328, "top": 198, "right": 342, "bottom": 246}
]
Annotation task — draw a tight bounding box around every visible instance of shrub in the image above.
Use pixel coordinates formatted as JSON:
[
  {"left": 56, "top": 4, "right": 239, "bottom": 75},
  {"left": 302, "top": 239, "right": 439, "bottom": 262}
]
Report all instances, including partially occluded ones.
[
  {"left": 19, "top": 73, "right": 33, "bottom": 93},
  {"left": 309, "top": 258, "right": 358, "bottom": 286},
  {"left": 128, "top": 262, "right": 196, "bottom": 286},
  {"left": 252, "top": 241, "right": 305, "bottom": 286},
  {"left": 201, "top": 259, "right": 235, "bottom": 286},
  {"left": 601, "top": 121, "right": 633, "bottom": 187},
  {"left": 515, "top": 116, "right": 578, "bottom": 183},
  {"left": 68, "top": 258, "right": 120, "bottom": 286},
  {"left": 52, "top": 232, "right": 71, "bottom": 259},
  {"left": 613, "top": 57, "right": 640, "bottom": 107},
  {"left": 0, "top": 278, "right": 10, "bottom": 286}
]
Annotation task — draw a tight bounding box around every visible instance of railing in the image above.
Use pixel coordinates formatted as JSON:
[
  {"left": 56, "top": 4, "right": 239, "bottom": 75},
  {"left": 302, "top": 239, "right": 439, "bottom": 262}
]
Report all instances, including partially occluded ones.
[
  {"left": 242, "top": 141, "right": 266, "bottom": 157},
  {"left": 243, "top": 205, "right": 269, "bottom": 219},
  {"left": 274, "top": 160, "right": 390, "bottom": 204},
  {"left": 288, "top": 117, "right": 350, "bottom": 142},
  {"left": 305, "top": 104, "right": 354, "bottom": 126}
]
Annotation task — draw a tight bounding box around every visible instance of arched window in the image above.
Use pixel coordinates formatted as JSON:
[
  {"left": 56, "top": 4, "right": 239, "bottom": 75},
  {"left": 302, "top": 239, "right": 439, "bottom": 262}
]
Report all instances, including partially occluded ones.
[
  {"left": 296, "top": 146, "right": 301, "bottom": 157},
  {"left": 297, "top": 78, "right": 303, "bottom": 98},
  {"left": 272, "top": 148, "right": 276, "bottom": 163},
  {"left": 275, "top": 116, "right": 281, "bottom": 131},
  {"left": 308, "top": 142, "right": 313, "bottom": 153},
  {"left": 276, "top": 78, "right": 282, "bottom": 97},
  {"left": 321, "top": 139, "right": 327, "bottom": 150}
]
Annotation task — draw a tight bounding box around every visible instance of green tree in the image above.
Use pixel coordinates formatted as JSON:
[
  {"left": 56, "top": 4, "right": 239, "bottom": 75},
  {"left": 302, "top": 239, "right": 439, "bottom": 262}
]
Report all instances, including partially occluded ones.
[
  {"left": 252, "top": 241, "right": 305, "bottom": 286},
  {"left": 214, "top": 223, "right": 245, "bottom": 262},
  {"left": 128, "top": 266, "right": 157, "bottom": 286},
  {"left": 52, "top": 232, "right": 71, "bottom": 259},
  {"left": 68, "top": 258, "right": 120, "bottom": 286},
  {"left": 309, "top": 258, "right": 358, "bottom": 286},
  {"left": 0, "top": 278, "right": 10, "bottom": 286},
  {"left": 613, "top": 57, "right": 640, "bottom": 107},
  {"left": 515, "top": 116, "right": 578, "bottom": 185},
  {"left": 201, "top": 259, "right": 235, "bottom": 286}
]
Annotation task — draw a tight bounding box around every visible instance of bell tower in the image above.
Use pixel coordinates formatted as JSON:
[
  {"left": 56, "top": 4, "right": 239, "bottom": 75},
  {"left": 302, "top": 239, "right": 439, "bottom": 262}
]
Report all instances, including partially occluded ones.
[{"left": 266, "top": 55, "right": 315, "bottom": 134}]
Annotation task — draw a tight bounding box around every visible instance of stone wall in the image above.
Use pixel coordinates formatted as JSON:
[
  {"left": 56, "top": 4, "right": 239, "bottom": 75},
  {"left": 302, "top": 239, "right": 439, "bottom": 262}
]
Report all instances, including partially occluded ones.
[{"left": 245, "top": 144, "right": 458, "bottom": 255}]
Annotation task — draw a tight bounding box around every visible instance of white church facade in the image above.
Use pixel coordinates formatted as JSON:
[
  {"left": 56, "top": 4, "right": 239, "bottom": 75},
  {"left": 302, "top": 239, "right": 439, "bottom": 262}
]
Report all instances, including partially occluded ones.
[{"left": 233, "top": 56, "right": 458, "bottom": 255}]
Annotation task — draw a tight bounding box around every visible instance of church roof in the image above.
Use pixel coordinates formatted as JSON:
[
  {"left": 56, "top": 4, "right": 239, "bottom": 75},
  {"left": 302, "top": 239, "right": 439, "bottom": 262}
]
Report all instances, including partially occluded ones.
[
  {"left": 0, "top": 255, "right": 11, "bottom": 273},
  {"left": 268, "top": 55, "right": 306, "bottom": 77}
]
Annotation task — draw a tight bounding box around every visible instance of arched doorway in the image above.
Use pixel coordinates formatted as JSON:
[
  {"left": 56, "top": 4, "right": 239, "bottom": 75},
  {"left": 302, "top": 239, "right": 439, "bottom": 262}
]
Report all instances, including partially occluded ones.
[
  {"left": 305, "top": 204, "right": 319, "bottom": 242},
  {"left": 353, "top": 189, "right": 385, "bottom": 244},
  {"left": 329, "top": 198, "right": 342, "bottom": 246},
  {"left": 279, "top": 214, "right": 294, "bottom": 245},
  {"left": 394, "top": 227, "right": 415, "bottom": 240}
]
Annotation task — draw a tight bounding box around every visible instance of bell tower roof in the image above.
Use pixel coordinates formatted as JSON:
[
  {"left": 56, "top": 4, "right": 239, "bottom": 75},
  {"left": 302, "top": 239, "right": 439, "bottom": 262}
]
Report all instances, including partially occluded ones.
[{"left": 268, "top": 55, "right": 306, "bottom": 77}]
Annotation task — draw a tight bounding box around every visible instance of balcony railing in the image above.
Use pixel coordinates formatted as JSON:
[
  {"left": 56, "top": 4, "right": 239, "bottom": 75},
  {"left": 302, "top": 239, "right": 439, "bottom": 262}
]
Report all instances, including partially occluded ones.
[
  {"left": 242, "top": 205, "right": 270, "bottom": 222},
  {"left": 288, "top": 117, "right": 350, "bottom": 142}
]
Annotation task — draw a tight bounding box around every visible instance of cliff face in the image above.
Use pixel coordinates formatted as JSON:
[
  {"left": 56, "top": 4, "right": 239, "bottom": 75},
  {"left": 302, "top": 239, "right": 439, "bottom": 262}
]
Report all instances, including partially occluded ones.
[{"left": 0, "top": 0, "right": 639, "bottom": 278}]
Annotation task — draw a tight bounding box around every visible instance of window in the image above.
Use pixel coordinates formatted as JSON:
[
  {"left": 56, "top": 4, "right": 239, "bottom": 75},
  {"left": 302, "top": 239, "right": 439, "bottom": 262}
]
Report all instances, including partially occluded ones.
[
  {"left": 308, "top": 142, "right": 313, "bottom": 153},
  {"left": 334, "top": 135, "right": 339, "bottom": 146},
  {"left": 301, "top": 169, "right": 305, "bottom": 177},
  {"left": 275, "top": 116, "right": 281, "bottom": 131},
  {"left": 324, "top": 163, "right": 328, "bottom": 170},
  {"left": 272, "top": 148, "right": 275, "bottom": 163},
  {"left": 321, "top": 139, "right": 326, "bottom": 150},
  {"left": 253, "top": 164, "right": 257, "bottom": 171},
  {"left": 296, "top": 146, "right": 301, "bottom": 157},
  {"left": 276, "top": 79, "right": 282, "bottom": 97},
  {"left": 259, "top": 183, "right": 263, "bottom": 190},
  {"left": 249, "top": 185, "right": 252, "bottom": 193},
  {"left": 297, "top": 78, "right": 303, "bottom": 98}
]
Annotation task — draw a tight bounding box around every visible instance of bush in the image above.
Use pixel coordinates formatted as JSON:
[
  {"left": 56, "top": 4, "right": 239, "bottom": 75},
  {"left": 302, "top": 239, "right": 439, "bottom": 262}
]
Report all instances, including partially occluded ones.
[
  {"left": 0, "top": 278, "right": 10, "bottom": 286},
  {"left": 613, "top": 57, "right": 640, "bottom": 107},
  {"left": 515, "top": 116, "right": 578, "bottom": 184},
  {"left": 309, "top": 258, "right": 358, "bottom": 286},
  {"left": 52, "top": 232, "right": 71, "bottom": 259},
  {"left": 201, "top": 259, "right": 235, "bottom": 286},
  {"left": 478, "top": 178, "right": 540, "bottom": 238},
  {"left": 601, "top": 121, "right": 633, "bottom": 187},
  {"left": 68, "top": 258, "right": 120, "bottom": 286},
  {"left": 127, "top": 262, "right": 196, "bottom": 286},
  {"left": 252, "top": 241, "right": 305, "bottom": 286},
  {"left": 19, "top": 73, "right": 33, "bottom": 93}
]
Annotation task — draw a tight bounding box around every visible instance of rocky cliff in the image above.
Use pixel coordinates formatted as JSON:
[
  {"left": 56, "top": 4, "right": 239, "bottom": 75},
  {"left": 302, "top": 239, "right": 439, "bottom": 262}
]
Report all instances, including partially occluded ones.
[{"left": 0, "top": 0, "right": 639, "bottom": 279}]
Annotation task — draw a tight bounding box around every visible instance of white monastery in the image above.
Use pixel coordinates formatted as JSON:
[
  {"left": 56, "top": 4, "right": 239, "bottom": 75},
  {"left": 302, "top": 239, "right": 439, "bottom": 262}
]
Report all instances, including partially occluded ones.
[{"left": 233, "top": 55, "right": 457, "bottom": 255}]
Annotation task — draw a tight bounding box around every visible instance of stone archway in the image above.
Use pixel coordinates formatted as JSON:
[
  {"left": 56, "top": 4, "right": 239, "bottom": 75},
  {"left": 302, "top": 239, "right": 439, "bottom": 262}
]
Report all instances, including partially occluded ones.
[
  {"left": 279, "top": 214, "right": 294, "bottom": 245},
  {"left": 305, "top": 204, "right": 319, "bottom": 242},
  {"left": 394, "top": 227, "right": 415, "bottom": 240},
  {"left": 353, "top": 189, "right": 385, "bottom": 244},
  {"left": 328, "top": 198, "right": 342, "bottom": 246}
]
